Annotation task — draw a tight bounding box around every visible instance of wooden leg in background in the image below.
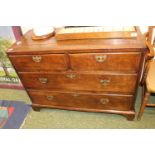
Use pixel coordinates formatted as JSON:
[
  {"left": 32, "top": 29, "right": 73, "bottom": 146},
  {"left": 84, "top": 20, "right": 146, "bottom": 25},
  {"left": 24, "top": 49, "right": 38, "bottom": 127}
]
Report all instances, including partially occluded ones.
[{"left": 137, "top": 91, "right": 150, "bottom": 120}]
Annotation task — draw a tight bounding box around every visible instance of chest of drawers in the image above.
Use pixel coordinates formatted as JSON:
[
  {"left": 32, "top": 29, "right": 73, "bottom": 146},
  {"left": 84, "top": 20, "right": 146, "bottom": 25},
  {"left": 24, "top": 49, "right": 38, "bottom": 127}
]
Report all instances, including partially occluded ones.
[{"left": 7, "top": 27, "right": 147, "bottom": 120}]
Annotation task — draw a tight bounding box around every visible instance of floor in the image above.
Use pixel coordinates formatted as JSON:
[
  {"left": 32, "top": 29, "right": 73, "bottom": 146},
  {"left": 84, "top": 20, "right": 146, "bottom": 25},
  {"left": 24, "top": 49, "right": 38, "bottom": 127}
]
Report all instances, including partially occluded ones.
[{"left": 0, "top": 88, "right": 155, "bottom": 128}]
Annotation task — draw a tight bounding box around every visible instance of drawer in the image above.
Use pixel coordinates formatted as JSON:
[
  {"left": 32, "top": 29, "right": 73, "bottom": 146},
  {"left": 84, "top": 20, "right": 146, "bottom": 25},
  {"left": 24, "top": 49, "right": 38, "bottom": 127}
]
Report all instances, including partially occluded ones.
[
  {"left": 70, "top": 52, "right": 141, "bottom": 72},
  {"left": 28, "top": 90, "right": 133, "bottom": 111},
  {"left": 20, "top": 72, "right": 137, "bottom": 93},
  {"left": 9, "top": 54, "right": 67, "bottom": 72}
]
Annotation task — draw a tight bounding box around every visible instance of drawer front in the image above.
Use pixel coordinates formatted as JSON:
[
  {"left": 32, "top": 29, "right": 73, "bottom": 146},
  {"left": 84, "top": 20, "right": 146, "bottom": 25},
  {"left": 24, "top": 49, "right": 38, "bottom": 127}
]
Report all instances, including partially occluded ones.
[
  {"left": 70, "top": 52, "right": 141, "bottom": 72},
  {"left": 20, "top": 72, "right": 137, "bottom": 93},
  {"left": 28, "top": 90, "right": 133, "bottom": 111},
  {"left": 9, "top": 54, "right": 67, "bottom": 72}
]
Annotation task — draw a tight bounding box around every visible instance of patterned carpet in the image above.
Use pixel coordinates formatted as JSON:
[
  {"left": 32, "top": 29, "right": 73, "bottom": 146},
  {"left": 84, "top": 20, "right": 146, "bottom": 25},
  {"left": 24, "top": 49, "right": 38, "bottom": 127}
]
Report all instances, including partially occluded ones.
[
  {"left": 0, "top": 100, "right": 30, "bottom": 128},
  {"left": 0, "top": 105, "right": 14, "bottom": 128},
  {"left": 0, "top": 88, "right": 155, "bottom": 128}
]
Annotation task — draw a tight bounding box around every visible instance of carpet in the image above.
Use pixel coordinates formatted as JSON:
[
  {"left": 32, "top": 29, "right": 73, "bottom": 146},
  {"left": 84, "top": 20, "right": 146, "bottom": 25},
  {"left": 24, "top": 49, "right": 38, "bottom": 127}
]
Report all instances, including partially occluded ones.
[{"left": 0, "top": 100, "right": 30, "bottom": 129}]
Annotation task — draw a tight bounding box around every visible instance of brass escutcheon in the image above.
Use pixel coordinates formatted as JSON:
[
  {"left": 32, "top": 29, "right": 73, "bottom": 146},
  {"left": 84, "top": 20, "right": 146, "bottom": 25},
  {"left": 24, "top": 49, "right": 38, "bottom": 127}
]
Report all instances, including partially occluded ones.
[
  {"left": 66, "top": 73, "right": 76, "bottom": 79},
  {"left": 32, "top": 56, "right": 42, "bottom": 63},
  {"left": 100, "top": 98, "right": 109, "bottom": 104},
  {"left": 95, "top": 55, "right": 107, "bottom": 63},
  {"left": 46, "top": 95, "right": 54, "bottom": 100},
  {"left": 38, "top": 78, "right": 48, "bottom": 84},
  {"left": 100, "top": 79, "right": 110, "bottom": 86}
]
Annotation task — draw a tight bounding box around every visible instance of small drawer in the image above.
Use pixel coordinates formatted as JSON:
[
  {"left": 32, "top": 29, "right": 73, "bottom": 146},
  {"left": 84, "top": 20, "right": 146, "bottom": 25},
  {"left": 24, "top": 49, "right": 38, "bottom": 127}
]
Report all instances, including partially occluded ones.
[
  {"left": 28, "top": 90, "right": 133, "bottom": 111},
  {"left": 9, "top": 54, "right": 67, "bottom": 72},
  {"left": 70, "top": 52, "right": 141, "bottom": 72},
  {"left": 19, "top": 72, "right": 137, "bottom": 93}
]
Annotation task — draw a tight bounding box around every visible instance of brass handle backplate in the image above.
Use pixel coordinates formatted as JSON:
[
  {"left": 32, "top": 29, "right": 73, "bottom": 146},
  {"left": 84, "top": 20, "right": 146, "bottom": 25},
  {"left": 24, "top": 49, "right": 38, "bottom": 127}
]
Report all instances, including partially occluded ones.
[
  {"left": 66, "top": 74, "right": 76, "bottom": 79},
  {"left": 46, "top": 95, "right": 54, "bottom": 101},
  {"left": 95, "top": 55, "right": 107, "bottom": 63},
  {"left": 38, "top": 78, "right": 48, "bottom": 84},
  {"left": 100, "top": 79, "right": 110, "bottom": 86},
  {"left": 100, "top": 98, "right": 109, "bottom": 105},
  {"left": 32, "top": 56, "right": 42, "bottom": 63}
]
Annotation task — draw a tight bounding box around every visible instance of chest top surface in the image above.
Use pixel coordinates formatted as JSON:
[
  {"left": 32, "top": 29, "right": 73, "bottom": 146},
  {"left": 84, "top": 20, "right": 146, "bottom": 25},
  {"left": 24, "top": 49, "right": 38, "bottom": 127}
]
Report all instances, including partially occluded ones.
[{"left": 7, "top": 27, "right": 146, "bottom": 55}]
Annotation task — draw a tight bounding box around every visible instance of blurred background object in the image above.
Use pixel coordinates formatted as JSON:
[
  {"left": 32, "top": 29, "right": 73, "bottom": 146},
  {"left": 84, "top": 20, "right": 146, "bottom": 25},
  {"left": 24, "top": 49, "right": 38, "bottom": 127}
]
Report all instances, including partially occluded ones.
[{"left": 0, "top": 26, "right": 21, "bottom": 88}]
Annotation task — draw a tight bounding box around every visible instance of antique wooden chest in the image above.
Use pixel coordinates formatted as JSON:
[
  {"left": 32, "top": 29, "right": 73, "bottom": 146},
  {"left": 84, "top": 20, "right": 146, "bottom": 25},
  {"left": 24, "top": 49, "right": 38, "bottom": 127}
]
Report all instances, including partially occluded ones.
[{"left": 7, "top": 27, "right": 147, "bottom": 120}]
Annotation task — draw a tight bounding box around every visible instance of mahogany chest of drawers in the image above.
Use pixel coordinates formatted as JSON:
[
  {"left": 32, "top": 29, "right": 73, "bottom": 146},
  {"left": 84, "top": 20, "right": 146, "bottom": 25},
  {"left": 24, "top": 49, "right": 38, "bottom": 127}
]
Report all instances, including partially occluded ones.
[{"left": 7, "top": 28, "right": 147, "bottom": 120}]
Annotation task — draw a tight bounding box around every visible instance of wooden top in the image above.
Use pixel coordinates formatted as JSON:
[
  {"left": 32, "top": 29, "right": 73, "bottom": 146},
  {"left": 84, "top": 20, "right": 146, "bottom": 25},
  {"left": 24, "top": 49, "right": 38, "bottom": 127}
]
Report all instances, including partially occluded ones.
[{"left": 7, "top": 27, "right": 146, "bottom": 55}]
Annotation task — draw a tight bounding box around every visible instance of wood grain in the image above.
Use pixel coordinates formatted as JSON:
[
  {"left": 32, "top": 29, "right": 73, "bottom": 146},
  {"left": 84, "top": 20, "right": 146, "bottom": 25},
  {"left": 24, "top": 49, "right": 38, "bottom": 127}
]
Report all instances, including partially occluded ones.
[
  {"left": 9, "top": 54, "right": 67, "bottom": 72},
  {"left": 7, "top": 27, "right": 146, "bottom": 55},
  {"left": 19, "top": 72, "right": 137, "bottom": 93},
  {"left": 70, "top": 52, "right": 141, "bottom": 72},
  {"left": 28, "top": 90, "right": 134, "bottom": 111}
]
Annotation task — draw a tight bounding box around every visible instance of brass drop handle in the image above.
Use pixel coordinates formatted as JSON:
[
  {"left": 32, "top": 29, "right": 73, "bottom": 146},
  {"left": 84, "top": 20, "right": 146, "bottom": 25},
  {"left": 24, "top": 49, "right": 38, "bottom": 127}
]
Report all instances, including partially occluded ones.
[
  {"left": 100, "top": 98, "right": 109, "bottom": 105},
  {"left": 46, "top": 95, "right": 54, "bottom": 101},
  {"left": 100, "top": 79, "right": 110, "bottom": 86},
  {"left": 95, "top": 55, "right": 107, "bottom": 63},
  {"left": 32, "top": 56, "right": 42, "bottom": 63},
  {"left": 38, "top": 78, "right": 48, "bottom": 84},
  {"left": 66, "top": 73, "right": 76, "bottom": 79}
]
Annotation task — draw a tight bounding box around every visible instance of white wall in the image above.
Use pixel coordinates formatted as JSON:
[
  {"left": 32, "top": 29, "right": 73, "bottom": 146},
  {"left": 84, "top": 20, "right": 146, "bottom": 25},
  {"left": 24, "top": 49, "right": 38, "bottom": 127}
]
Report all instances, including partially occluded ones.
[
  {"left": 139, "top": 26, "right": 148, "bottom": 34},
  {"left": 21, "top": 26, "right": 33, "bottom": 34}
]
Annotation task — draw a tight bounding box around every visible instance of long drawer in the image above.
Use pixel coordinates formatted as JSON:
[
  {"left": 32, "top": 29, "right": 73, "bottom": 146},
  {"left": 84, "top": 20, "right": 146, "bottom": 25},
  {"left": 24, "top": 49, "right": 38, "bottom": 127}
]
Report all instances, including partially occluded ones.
[
  {"left": 19, "top": 72, "right": 138, "bottom": 93},
  {"left": 70, "top": 52, "right": 141, "bottom": 72},
  {"left": 9, "top": 54, "right": 67, "bottom": 72},
  {"left": 28, "top": 90, "right": 133, "bottom": 111}
]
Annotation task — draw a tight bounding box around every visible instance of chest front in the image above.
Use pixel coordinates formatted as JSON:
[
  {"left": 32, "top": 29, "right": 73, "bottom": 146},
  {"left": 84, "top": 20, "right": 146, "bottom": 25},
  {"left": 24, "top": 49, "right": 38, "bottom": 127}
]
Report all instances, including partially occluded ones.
[{"left": 7, "top": 29, "right": 146, "bottom": 120}]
